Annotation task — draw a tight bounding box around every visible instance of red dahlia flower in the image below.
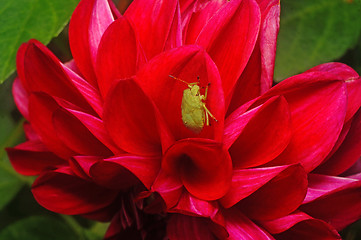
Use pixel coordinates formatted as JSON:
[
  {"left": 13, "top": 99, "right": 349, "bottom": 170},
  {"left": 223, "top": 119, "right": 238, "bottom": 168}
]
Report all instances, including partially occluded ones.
[{"left": 7, "top": 0, "right": 361, "bottom": 239}]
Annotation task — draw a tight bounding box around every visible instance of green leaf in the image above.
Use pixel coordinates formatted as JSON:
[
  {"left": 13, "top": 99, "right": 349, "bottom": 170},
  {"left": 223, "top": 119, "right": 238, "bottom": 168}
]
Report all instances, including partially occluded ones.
[
  {"left": 0, "top": 0, "right": 79, "bottom": 83},
  {"left": 0, "top": 161, "right": 23, "bottom": 210},
  {"left": 274, "top": 0, "right": 361, "bottom": 81},
  {"left": 0, "top": 216, "right": 79, "bottom": 240}
]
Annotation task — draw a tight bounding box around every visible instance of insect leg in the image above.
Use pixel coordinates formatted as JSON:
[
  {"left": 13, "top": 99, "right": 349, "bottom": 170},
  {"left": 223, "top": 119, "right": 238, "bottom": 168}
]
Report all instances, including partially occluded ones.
[{"left": 203, "top": 103, "right": 218, "bottom": 122}]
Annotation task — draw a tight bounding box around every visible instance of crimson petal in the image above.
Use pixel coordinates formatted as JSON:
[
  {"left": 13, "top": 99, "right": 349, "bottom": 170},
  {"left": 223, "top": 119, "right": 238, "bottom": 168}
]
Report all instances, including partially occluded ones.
[
  {"left": 314, "top": 108, "right": 361, "bottom": 175},
  {"left": 162, "top": 138, "right": 232, "bottom": 201},
  {"left": 52, "top": 108, "right": 112, "bottom": 156},
  {"left": 171, "top": 191, "right": 219, "bottom": 219},
  {"left": 124, "top": 0, "right": 178, "bottom": 59},
  {"left": 301, "top": 174, "right": 361, "bottom": 230},
  {"left": 65, "top": 109, "right": 120, "bottom": 154},
  {"left": 12, "top": 78, "right": 29, "bottom": 119},
  {"left": 136, "top": 45, "right": 225, "bottom": 141},
  {"left": 6, "top": 141, "right": 65, "bottom": 176},
  {"left": 28, "top": 93, "right": 75, "bottom": 159},
  {"left": 151, "top": 170, "right": 184, "bottom": 209},
  {"left": 18, "top": 40, "right": 93, "bottom": 113},
  {"left": 196, "top": 0, "right": 261, "bottom": 99},
  {"left": 259, "top": 211, "right": 340, "bottom": 240},
  {"left": 226, "top": 96, "right": 291, "bottom": 169},
  {"left": 32, "top": 167, "right": 118, "bottom": 215},
  {"left": 220, "top": 164, "right": 302, "bottom": 208},
  {"left": 222, "top": 209, "right": 275, "bottom": 240},
  {"left": 227, "top": 0, "right": 280, "bottom": 113},
  {"left": 69, "top": 0, "right": 114, "bottom": 86},
  {"left": 96, "top": 16, "right": 141, "bottom": 98},
  {"left": 236, "top": 164, "right": 307, "bottom": 220},
  {"left": 103, "top": 79, "right": 172, "bottom": 156},
  {"left": 167, "top": 214, "right": 224, "bottom": 240},
  {"left": 90, "top": 155, "right": 161, "bottom": 189},
  {"left": 306, "top": 62, "right": 361, "bottom": 122},
  {"left": 258, "top": 73, "right": 347, "bottom": 172}
]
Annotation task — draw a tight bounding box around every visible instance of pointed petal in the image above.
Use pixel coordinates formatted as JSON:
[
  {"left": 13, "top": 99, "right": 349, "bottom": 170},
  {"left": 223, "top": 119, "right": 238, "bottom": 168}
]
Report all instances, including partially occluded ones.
[
  {"left": 136, "top": 46, "right": 225, "bottom": 141},
  {"left": 196, "top": 0, "right": 261, "bottom": 98},
  {"left": 235, "top": 164, "right": 307, "bottom": 220},
  {"left": 227, "top": 0, "right": 280, "bottom": 113},
  {"left": 259, "top": 211, "right": 340, "bottom": 240},
  {"left": 96, "top": 16, "right": 139, "bottom": 97},
  {"left": 103, "top": 79, "right": 171, "bottom": 156},
  {"left": 258, "top": 73, "right": 347, "bottom": 172},
  {"left": 314, "top": 108, "right": 361, "bottom": 175},
  {"left": 220, "top": 164, "right": 301, "bottom": 208},
  {"left": 90, "top": 155, "right": 161, "bottom": 189},
  {"left": 18, "top": 40, "right": 93, "bottom": 113},
  {"left": 226, "top": 96, "right": 292, "bottom": 168},
  {"left": 69, "top": 0, "right": 114, "bottom": 86},
  {"left": 32, "top": 167, "right": 118, "bottom": 215},
  {"left": 52, "top": 108, "right": 112, "bottom": 156},
  {"left": 301, "top": 174, "right": 361, "bottom": 230},
  {"left": 6, "top": 141, "right": 65, "bottom": 176},
  {"left": 222, "top": 209, "right": 275, "bottom": 240},
  {"left": 124, "top": 0, "right": 178, "bottom": 59},
  {"left": 162, "top": 138, "right": 232, "bottom": 200}
]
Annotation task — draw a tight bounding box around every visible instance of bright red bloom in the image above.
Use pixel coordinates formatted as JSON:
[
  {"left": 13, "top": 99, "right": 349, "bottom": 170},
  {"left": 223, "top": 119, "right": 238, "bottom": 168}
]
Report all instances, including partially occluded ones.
[{"left": 7, "top": 0, "right": 361, "bottom": 239}]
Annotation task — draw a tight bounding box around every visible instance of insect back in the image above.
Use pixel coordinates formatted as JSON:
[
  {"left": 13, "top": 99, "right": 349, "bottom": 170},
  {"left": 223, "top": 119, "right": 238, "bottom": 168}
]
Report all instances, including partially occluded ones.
[{"left": 169, "top": 75, "right": 217, "bottom": 134}]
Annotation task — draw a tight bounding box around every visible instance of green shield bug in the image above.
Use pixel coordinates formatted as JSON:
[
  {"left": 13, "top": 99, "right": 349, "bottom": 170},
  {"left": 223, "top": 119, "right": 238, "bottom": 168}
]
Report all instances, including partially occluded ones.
[{"left": 169, "top": 75, "right": 218, "bottom": 133}]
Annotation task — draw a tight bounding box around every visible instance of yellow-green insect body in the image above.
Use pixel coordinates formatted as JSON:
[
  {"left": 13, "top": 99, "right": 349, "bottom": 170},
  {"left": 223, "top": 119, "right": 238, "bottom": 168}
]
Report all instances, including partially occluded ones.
[{"left": 169, "top": 75, "right": 217, "bottom": 133}]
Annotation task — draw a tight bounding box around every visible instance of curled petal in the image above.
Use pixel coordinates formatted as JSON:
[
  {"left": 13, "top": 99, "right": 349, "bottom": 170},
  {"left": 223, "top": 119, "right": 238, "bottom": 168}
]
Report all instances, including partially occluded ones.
[
  {"left": 69, "top": 0, "right": 114, "bottom": 86},
  {"left": 162, "top": 138, "right": 232, "bottom": 201},
  {"left": 259, "top": 211, "right": 340, "bottom": 240},
  {"left": 136, "top": 46, "right": 225, "bottom": 141},
  {"left": 151, "top": 170, "right": 184, "bottom": 209},
  {"left": 32, "top": 167, "right": 118, "bottom": 215},
  {"left": 90, "top": 155, "right": 161, "bottom": 189}
]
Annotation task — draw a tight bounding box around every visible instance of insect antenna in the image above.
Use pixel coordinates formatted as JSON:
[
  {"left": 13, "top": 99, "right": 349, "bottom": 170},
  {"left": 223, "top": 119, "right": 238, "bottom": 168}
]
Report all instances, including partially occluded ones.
[{"left": 169, "top": 75, "right": 189, "bottom": 85}]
